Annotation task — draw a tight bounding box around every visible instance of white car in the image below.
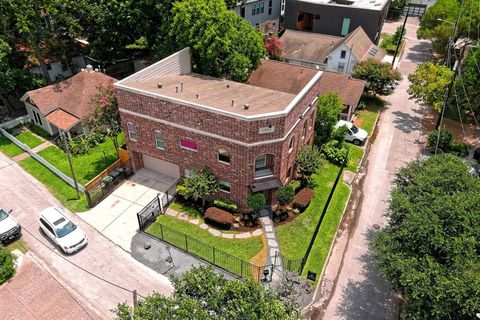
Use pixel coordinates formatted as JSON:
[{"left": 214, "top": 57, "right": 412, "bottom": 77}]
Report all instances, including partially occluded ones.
[
  {"left": 38, "top": 207, "right": 87, "bottom": 254},
  {"left": 0, "top": 209, "right": 21, "bottom": 244},
  {"left": 335, "top": 120, "right": 368, "bottom": 146}
]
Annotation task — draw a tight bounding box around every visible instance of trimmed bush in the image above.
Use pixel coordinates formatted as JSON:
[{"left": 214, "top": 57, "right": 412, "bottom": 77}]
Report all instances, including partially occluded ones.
[
  {"left": 204, "top": 207, "right": 234, "bottom": 229},
  {"left": 213, "top": 198, "right": 238, "bottom": 212},
  {"left": 275, "top": 185, "right": 295, "bottom": 206},
  {"left": 246, "top": 193, "right": 266, "bottom": 213},
  {"left": 322, "top": 140, "right": 349, "bottom": 165},
  {"left": 0, "top": 250, "right": 15, "bottom": 284},
  {"left": 427, "top": 127, "right": 452, "bottom": 151},
  {"left": 288, "top": 180, "right": 301, "bottom": 192},
  {"left": 293, "top": 188, "right": 314, "bottom": 210},
  {"left": 450, "top": 142, "right": 470, "bottom": 157}
]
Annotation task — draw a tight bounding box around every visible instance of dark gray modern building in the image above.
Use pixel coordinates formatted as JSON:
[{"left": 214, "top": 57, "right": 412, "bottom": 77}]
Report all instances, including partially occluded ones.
[{"left": 283, "top": 0, "right": 390, "bottom": 44}]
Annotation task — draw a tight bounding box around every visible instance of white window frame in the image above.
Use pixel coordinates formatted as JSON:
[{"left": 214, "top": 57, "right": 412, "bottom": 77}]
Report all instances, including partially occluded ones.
[
  {"left": 127, "top": 122, "right": 137, "bottom": 141},
  {"left": 219, "top": 180, "right": 231, "bottom": 193},
  {"left": 155, "top": 131, "right": 165, "bottom": 150},
  {"left": 288, "top": 136, "right": 295, "bottom": 153},
  {"left": 302, "top": 121, "right": 308, "bottom": 139}
]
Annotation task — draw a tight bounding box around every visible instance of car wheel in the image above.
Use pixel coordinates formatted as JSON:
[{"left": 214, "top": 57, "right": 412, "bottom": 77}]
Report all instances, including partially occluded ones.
[{"left": 353, "top": 139, "right": 361, "bottom": 146}]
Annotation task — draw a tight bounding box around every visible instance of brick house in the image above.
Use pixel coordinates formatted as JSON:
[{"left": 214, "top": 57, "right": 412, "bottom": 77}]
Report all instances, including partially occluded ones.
[{"left": 114, "top": 48, "right": 322, "bottom": 210}]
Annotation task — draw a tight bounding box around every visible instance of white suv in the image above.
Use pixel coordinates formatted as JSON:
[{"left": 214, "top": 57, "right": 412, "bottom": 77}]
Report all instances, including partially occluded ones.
[
  {"left": 38, "top": 207, "right": 87, "bottom": 254},
  {"left": 0, "top": 209, "right": 21, "bottom": 244},
  {"left": 335, "top": 120, "right": 368, "bottom": 146}
]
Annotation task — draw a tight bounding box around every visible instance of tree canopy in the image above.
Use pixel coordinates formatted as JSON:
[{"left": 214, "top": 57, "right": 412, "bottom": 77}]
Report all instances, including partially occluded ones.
[
  {"left": 352, "top": 59, "right": 401, "bottom": 96},
  {"left": 295, "top": 145, "right": 323, "bottom": 184},
  {"left": 418, "top": 0, "right": 480, "bottom": 55},
  {"left": 407, "top": 62, "right": 453, "bottom": 113},
  {"left": 314, "top": 93, "right": 344, "bottom": 146},
  {"left": 114, "top": 266, "right": 301, "bottom": 320},
  {"left": 372, "top": 154, "right": 480, "bottom": 319},
  {"left": 455, "top": 47, "right": 480, "bottom": 115},
  {"left": 168, "top": 0, "right": 265, "bottom": 81}
]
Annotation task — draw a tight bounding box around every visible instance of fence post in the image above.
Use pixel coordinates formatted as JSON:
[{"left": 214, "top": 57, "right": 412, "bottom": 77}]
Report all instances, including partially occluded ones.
[
  {"left": 85, "top": 191, "right": 92, "bottom": 208},
  {"left": 185, "top": 234, "right": 188, "bottom": 251},
  {"left": 213, "top": 247, "right": 216, "bottom": 264},
  {"left": 240, "top": 261, "right": 244, "bottom": 278},
  {"left": 160, "top": 224, "right": 164, "bottom": 240}
]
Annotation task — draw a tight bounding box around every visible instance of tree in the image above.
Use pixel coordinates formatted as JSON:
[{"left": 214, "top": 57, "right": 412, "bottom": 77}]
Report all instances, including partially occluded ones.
[
  {"left": 314, "top": 93, "right": 344, "bottom": 146},
  {"left": 0, "top": 249, "right": 15, "bottom": 284},
  {"left": 295, "top": 146, "right": 323, "bottom": 185},
  {"left": 418, "top": 0, "right": 480, "bottom": 56},
  {"left": 455, "top": 47, "right": 480, "bottom": 116},
  {"left": 114, "top": 266, "right": 301, "bottom": 320},
  {"left": 275, "top": 185, "right": 295, "bottom": 206},
  {"left": 352, "top": 59, "right": 401, "bottom": 96},
  {"left": 407, "top": 62, "right": 453, "bottom": 113},
  {"left": 265, "top": 35, "right": 284, "bottom": 60},
  {"left": 372, "top": 154, "right": 480, "bottom": 319},
  {"left": 246, "top": 192, "right": 266, "bottom": 213},
  {"left": 181, "top": 169, "right": 219, "bottom": 207},
  {"left": 387, "top": 0, "right": 408, "bottom": 20},
  {"left": 86, "top": 83, "right": 122, "bottom": 154},
  {"left": 168, "top": 0, "right": 265, "bottom": 81}
]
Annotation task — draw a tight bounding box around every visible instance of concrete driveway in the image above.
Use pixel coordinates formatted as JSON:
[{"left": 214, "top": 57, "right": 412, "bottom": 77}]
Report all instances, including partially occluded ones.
[{"left": 77, "top": 168, "right": 177, "bottom": 252}]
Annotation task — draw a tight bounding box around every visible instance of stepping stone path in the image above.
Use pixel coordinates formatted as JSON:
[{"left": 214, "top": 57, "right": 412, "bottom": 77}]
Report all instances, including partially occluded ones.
[
  {"left": 259, "top": 209, "right": 283, "bottom": 282},
  {"left": 166, "top": 209, "right": 263, "bottom": 239}
]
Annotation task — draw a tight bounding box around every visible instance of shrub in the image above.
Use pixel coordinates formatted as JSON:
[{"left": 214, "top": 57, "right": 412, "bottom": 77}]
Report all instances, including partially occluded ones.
[
  {"left": 246, "top": 193, "right": 266, "bottom": 213},
  {"left": 0, "top": 250, "right": 15, "bottom": 284},
  {"left": 176, "top": 185, "right": 190, "bottom": 200},
  {"left": 322, "top": 140, "right": 349, "bottom": 165},
  {"left": 275, "top": 185, "right": 295, "bottom": 206},
  {"left": 427, "top": 127, "right": 452, "bottom": 151},
  {"left": 450, "top": 142, "right": 470, "bottom": 157},
  {"left": 287, "top": 180, "right": 301, "bottom": 192},
  {"left": 204, "top": 207, "right": 234, "bottom": 229},
  {"left": 213, "top": 198, "right": 238, "bottom": 212},
  {"left": 293, "top": 188, "right": 314, "bottom": 210}
]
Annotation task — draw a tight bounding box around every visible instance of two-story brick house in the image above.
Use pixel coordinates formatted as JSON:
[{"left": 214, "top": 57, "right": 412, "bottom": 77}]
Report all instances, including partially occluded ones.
[{"left": 114, "top": 48, "right": 322, "bottom": 210}]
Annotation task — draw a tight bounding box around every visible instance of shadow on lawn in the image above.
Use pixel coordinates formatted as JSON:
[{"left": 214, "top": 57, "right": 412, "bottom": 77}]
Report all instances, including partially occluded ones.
[{"left": 335, "top": 229, "right": 398, "bottom": 320}]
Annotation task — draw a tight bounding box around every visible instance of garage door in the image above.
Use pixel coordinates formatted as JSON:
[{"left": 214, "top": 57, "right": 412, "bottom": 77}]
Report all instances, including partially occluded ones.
[{"left": 142, "top": 155, "right": 180, "bottom": 178}]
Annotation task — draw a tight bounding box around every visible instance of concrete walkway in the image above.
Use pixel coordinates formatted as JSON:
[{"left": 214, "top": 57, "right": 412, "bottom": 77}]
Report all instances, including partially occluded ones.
[
  {"left": 164, "top": 207, "right": 263, "bottom": 239},
  {"left": 11, "top": 139, "right": 54, "bottom": 162},
  {"left": 259, "top": 210, "right": 283, "bottom": 282}
]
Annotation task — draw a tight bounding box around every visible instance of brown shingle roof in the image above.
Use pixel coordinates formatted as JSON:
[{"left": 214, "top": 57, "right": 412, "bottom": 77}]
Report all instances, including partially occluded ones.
[
  {"left": 45, "top": 109, "right": 80, "bottom": 131},
  {"left": 280, "top": 30, "right": 342, "bottom": 63},
  {"left": 25, "top": 70, "right": 116, "bottom": 120},
  {"left": 247, "top": 60, "right": 318, "bottom": 94},
  {"left": 331, "top": 27, "right": 385, "bottom": 62},
  {"left": 318, "top": 72, "right": 366, "bottom": 106}
]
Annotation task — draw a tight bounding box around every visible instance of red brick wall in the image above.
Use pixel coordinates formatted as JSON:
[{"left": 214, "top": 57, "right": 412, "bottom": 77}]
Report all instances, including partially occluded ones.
[{"left": 117, "top": 82, "right": 319, "bottom": 210}]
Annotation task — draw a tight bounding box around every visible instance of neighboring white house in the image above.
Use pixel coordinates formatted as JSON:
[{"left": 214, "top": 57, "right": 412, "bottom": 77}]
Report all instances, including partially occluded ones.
[
  {"left": 21, "top": 66, "right": 116, "bottom": 137},
  {"left": 281, "top": 26, "right": 385, "bottom": 74},
  {"left": 29, "top": 56, "right": 87, "bottom": 83},
  {"left": 232, "top": 0, "right": 282, "bottom": 32}
]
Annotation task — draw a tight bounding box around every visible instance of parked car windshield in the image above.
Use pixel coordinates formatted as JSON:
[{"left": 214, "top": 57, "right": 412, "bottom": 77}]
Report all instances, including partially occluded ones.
[
  {"left": 351, "top": 125, "right": 359, "bottom": 134},
  {"left": 55, "top": 221, "right": 77, "bottom": 238},
  {"left": 0, "top": 209, "right": 7, "bottom": 221}
]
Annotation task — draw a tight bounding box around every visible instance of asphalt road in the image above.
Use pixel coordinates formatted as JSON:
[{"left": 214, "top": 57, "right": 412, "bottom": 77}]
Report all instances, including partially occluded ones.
[
  {"left": 308, "top": 17, "right": 432, "bottom": 319},
  {"left": 0, "top": 152, "right": 173, "bottom": 319}
]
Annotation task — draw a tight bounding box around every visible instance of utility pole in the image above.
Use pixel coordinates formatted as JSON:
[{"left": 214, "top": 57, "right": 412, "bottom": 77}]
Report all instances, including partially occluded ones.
[
  {"left": 61, "top": 130, "right": 80, "bottom": 198},
  {"left": 391, "top": 12, "right": 409, "bottom": 68}
]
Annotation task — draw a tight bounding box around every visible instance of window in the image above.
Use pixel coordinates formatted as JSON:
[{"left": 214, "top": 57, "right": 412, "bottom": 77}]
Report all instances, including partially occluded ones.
[
  {"left": 39, "top": 218, "right": 55, "bottom": 236},
  {"left": 340, "top": 50, "right": 347, "bottom": 59},
  {"left": 288, "top": 136, "right": 295, "bottom": 152},
  {"left": 46, "top": 63, "right": 52, "bottom": 70},
  {"left": 260, "top": 2, "right": 264, "bottom": 13},
  {"left": 252, "top": 2, "right": 264, "bottom": 15},
  {"left": 180, "top": 138, "right": 198, "bottom": 151},
  {"left": 310, "top": 113, "right": 315, "bottom": 129},
  {"left": 155, "top": 131, "right": 164, "bottom": 149},
  {"left": 255, "top": 155, "right": 266, "bottom": 169},
  {"left": 218, "top": 149, "right": 231, "bottom": 164},
  {"left": 241, "top": 6, "right": 245, "bottom": 17},
  {"left": 269, "top": 7, "right": 272, "bottom": 14},
  {"left": 219, "top": 181, "right": 231, "bottom": 193},
  {"left": 341, "top": 18, "right": 351, "bottom": 36},
  {"left": 338, "top": 62, "right": 345, "bottom": 73},
  {"left": 127, "top": 122, "right": 137, "bottom": 141},
  {"left": 314, "top": 14, "right": 320, "bottom": 20},
  {"left": 302, "top": 121, "right": 308, "bottom": 139},
  {"left": 268, "top": 0, "right": 272, "bottom": 14}
]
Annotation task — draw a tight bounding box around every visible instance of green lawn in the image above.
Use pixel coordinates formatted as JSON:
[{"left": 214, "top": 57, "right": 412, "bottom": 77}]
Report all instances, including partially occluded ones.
[
  {"left": 276, "top": 161, "right": 340, "bottom": 261},
  {"left": 0, "top": 136, "right": 24, "bottom": 157},
  {"left": 37, "top": 137, "right": 120, "bottom": 184},
  {"left": 170, "top": 202, "right": 204, "bottom": 221},
  {"left": 19, "top": 156, "right": 89, "bottom": 212},
  {"left": 15, "top": 131, "right": 44, "bottom": 148},
  {"left": 356, "top": 103, "right": 382, "bottom": 136},
  {"left": 146, "top": 214, "right": 264, "bottom": 278},
  {"left": 1, "top": 239, "right": 29, "bottom": 254},
  {"left": 346, "top": 145, "right": 364, "bottom": 173},
  {"left": 301, "top": 180, "right": 350, "bottom": 284},
  {"left": 29, "top": 124, "right": 51, "bottom": 139}
]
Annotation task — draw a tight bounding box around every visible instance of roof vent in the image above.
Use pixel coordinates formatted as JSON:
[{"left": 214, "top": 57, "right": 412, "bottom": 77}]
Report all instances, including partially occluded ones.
[
  {"left": 86, "top": 64, "right": 93, "bottom": 73},
  {"left": 244, "top": 104, "right": 250, "bottom": 110}
]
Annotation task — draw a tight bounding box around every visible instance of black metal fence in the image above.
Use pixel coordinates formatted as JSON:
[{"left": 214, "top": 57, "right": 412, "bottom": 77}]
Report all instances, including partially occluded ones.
[
  {"left": 276, "top": 251, "right": 306, "bottom": 274},
  {"left": 137, "top": 177, "right": 183, "bottom": 231},
  {"left": 144, "top": 223, "right": 273, "bottom": 282}
]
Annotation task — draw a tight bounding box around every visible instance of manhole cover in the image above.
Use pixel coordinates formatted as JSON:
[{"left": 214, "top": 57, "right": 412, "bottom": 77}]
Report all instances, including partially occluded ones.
[{"left": 373, "top": 224, "right": 381, "bottom": 229}]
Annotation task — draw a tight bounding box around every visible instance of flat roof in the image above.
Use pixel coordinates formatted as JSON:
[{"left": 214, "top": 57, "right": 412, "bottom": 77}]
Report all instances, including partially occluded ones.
[
  {"left": 120, "top": 73, "right": 297, "bottom": 116},
  {"left": 298, "top": 0, "right": 389, "bottom": 10}
]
